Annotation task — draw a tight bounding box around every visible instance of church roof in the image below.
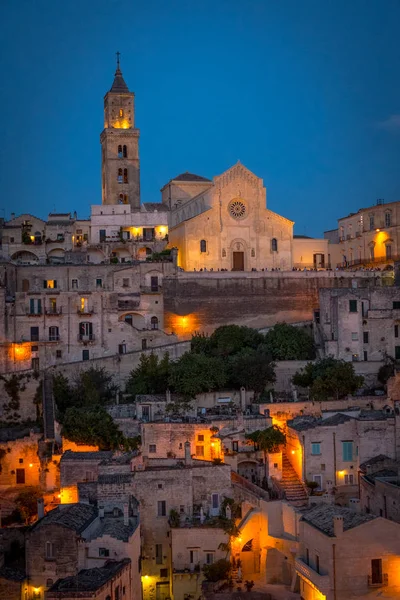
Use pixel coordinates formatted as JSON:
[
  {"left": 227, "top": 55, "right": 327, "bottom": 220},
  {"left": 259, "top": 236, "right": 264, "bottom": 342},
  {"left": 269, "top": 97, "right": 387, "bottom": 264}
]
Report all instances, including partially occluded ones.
[
  {"left": 110, "top": 67, "right": 130, "bottom": 93},
  {"left": 172, "top": 172, "right": 211, "bottom": 183}
]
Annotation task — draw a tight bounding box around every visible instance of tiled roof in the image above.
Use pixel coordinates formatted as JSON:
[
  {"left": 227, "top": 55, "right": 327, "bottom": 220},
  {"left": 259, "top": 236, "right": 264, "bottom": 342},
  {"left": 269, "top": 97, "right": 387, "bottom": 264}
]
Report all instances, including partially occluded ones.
[
  {"left": 172, "top": 172, "right": 211, "bottom": 182},
  {"left": 98, "top": 473, "right": 132, "bottom": 485},
  {"left": 364, "top": 470, "right": 399, "bottom": 484},
  {"left": 359, "top": 454, "right": 392, "bottom": 470},
  {"left": 48, "top": 559, "right": 130, "bottom": 592},
  {"left": 32, "top": 503, "right": 96, "bottom": 533},
  {"left": 110, "top": 68, "right": 130, "bottom": 93},
  {"left": 288, "top": 413, "right": 355, "bottom": 431},
  {"left": 89, "top": 517, "right": 138, "bottom": 542},
  {"left": 301, "top": 504, "right": 376, "bottom": 536},
  {"left": 61, "top": 450, "right": 113, "bottom": 461},
  {"left": 0, "top": 565, "right": 26, "bottom": 582}
]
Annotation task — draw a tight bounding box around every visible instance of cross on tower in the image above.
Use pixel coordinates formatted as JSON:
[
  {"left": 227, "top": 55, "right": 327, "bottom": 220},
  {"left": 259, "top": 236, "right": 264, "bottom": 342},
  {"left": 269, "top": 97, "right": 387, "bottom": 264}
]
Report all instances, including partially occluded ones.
[{"left": 116, "top": 51, "right": 121, "bottom": 69}]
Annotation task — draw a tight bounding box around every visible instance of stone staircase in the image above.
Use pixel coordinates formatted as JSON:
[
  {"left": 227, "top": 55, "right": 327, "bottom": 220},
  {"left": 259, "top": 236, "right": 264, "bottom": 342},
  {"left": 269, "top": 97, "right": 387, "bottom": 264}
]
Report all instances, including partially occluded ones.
[{"left": 279, "top": 452, "right": 309, "bottom": 507}]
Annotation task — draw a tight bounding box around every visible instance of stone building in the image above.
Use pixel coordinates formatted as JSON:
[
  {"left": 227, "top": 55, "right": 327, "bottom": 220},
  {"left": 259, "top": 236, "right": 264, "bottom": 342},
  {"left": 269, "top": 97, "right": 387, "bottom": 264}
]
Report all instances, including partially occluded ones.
[
  {"left": 316, "top": 286, "right": 400, "bottom": 362},
  {"left": 286, "top": 409, "right": 397, "bottom": 499},
  {"left": 46, "top": 559, "right": 132, "bottom": 600},
  {"left": 26, "top": 502, "right": 140, "bottom": 600},
  {"left": 325, "top": 198, "right": 400, "bottom": 268},
  {"left": 359, "top": 455, "right": 400, "bottom": 521},
  {"left": 295, "top": 504, "right": 400, "bottom": 600},
  {"left": 2, "top": 260, "right": 176, "bottom": 373},
  {"left": 166, "top": 163, "right": 330, "bottom": 272}
]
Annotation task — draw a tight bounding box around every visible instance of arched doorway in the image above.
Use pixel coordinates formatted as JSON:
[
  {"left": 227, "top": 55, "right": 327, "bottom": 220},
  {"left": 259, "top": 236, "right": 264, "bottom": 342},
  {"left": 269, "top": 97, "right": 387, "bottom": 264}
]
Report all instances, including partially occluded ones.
[{"left": 230, "top": 239, "right": 247, "bottom": 271}]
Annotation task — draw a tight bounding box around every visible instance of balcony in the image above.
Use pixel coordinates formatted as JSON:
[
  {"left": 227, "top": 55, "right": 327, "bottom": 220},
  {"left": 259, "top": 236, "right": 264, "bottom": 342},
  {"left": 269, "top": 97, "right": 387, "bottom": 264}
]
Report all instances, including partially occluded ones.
[
  {"left": 295, "top": 558, "right": 330, "bottom": 593},
  {"left": 77, "top": 334, "right": 96, "bottom": 342},
  {"left": 141, "top": 286, "right": 162, "bottom": 294},
  {"left": 48, "top": 335, "right": 60, "bottom": 342},
  {"left": 45, "top": 308, "right": 62, "bottom": 316},
  {"left": 368, "top": 573, "right": 388, "bottom": 588},
  {"left": 27, "top": 311, "right": 42, "bottom": 317},
  {"left": 77, "top": 307, "right": 95, "bottom": 315}
]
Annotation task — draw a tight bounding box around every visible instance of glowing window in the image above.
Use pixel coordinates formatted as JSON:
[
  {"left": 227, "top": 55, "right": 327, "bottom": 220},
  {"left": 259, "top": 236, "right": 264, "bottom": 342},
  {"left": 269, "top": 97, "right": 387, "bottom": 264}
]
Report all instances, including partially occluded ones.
[{"left": 119, "top": 108, "right": 124, "bottom": 117}]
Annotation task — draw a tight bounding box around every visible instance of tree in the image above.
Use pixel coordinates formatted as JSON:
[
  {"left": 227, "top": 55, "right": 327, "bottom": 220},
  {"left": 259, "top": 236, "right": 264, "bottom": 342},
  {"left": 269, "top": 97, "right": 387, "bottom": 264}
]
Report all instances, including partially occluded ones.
[
  {"left": 292, "top": 358, "right": 364, "bottom": 400},
  {"left": 209, "top": 325, "right": 265, "bottom": 357},
  {"left": 15, "top": 487, "right": 42, "bottom": 524},
  {"left": 263, "top": 323, "right": 316, "bottom": 360},
  {"left": 227, "top": 347, "right": 275, "bottom": 396},
  {"left": 246, "top": 426, "right": 286, "bottom": 481},
  {"left": 169, "top": 352, "right": 227, "bottom": 398},
  {"left": 62, "top": 406, "right": 124, "bottom": 450},
  {"left": 191, "top": 332, "right": 212, "bottom": 355},
  {"left": 203, "top": 559, "right": 231, "bottom": 582},
  {"left": 53, "top": 368, "right": 118, "bottom": 419},
  {"left": 125, "top": 352, "right": 171, "bottom": 398}
]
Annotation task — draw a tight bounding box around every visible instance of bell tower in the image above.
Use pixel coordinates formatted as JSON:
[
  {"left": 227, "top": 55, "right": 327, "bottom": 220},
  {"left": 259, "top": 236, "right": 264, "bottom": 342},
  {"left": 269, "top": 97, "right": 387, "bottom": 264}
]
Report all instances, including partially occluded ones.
[{"left": 100, "top": 53, "right": 140, "bottom": 208}]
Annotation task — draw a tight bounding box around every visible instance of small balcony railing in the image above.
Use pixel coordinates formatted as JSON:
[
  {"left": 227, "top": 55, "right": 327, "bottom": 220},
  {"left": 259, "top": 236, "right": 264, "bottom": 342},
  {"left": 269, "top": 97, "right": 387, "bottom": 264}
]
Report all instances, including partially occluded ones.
[
  {"left": 48, "top": 335, "right": 60, "bottom": 342},
  {"left": 27, "top": 311, "right": 42, "bottom": 317},
  {"left": 45, "top": 308, "right": 62, "bottom": 315},
  {"left": 295, "top": 558, "right": 330, "bottom": 593},
  {"left": 77, "top": 334, "right": 95, "bottom": 342},
  {"left": 368, "top": 573, "right": 388, "bottom": 588},
  {"left": 77, "top": 307, "right": 95, "bottom": 315}
]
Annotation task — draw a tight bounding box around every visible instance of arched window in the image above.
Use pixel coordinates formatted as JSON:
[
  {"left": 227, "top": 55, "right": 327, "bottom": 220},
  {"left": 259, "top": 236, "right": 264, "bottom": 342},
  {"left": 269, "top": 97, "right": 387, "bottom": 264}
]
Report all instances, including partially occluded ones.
[
  {"left": 200, "top": 239, "right": 207, "bottom": 253},
  {"left": 151, "top": 316, "right": 159, "bottom": 330},
  {"left": 123, "top": 168, "right": 128, "bottom": 183},
  {"left": 271, "top": 238, "right": 278, "bottom": 252},
  {"left": 242, "top": 539, "right": 253, "bottom": 552},
  {"left": 118, "top": 168, "right": 123, "bottom": 183},
  {"left": 49, "top": 326, "right": 59, "bottom": 342},
  {"left": 123, "top": 145, "right": 128, "bottom": 158},
  {"left": 125, "top": 314, "right": 133, "bottom": 326},
  {"left": 118, "top": 145, "right": 123, "bottom": 158},
  {"left": 119, "top": 108, "right": 124, "bottom": 117},
  {"left": 385, "top": 212, "right": 392, "bottom": 228}
]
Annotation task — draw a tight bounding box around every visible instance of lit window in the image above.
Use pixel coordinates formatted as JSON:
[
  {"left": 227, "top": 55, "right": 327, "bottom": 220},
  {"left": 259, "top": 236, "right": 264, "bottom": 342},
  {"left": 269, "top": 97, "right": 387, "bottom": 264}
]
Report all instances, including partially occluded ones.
[
  {"left": 119, "top": 108, "right": 124, "bottom": 117},
  {"left": 43, "top": 280, "right": 57, "bottom": 289}
]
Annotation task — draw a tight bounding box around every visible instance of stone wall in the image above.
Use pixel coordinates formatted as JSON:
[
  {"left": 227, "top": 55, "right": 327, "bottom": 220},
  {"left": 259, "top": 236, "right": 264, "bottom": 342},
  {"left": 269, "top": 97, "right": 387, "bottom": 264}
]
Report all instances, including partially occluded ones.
[{"left": 163, "top": 271, "right": 385, "bottom": 336}]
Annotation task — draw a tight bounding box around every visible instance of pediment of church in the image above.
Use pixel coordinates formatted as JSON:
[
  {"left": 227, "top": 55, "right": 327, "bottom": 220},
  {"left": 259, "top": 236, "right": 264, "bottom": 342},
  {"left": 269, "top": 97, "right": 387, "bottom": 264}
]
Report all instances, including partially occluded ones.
[{"left": 214, "top": 161, "right": 263, "bottom": 191}]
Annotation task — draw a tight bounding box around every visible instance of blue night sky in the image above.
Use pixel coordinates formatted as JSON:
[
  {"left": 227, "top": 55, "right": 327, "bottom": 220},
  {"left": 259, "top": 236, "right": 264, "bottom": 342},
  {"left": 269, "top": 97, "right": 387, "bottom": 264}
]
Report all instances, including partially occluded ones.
[{"left": 1, "top": 0, "right": 400, "bottom": 236}]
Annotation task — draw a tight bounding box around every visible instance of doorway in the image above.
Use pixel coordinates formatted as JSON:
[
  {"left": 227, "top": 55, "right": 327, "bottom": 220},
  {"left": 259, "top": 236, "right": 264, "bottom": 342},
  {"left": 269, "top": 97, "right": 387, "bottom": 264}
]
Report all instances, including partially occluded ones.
[{"left": 233, "top": 252, "right": 244, "bottom": 271}]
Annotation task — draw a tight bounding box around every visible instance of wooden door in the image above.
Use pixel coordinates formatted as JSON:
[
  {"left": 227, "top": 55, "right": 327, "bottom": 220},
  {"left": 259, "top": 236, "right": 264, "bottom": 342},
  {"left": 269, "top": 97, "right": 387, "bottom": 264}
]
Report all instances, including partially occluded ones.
[{"left": 233, "top": 252, "right": 244, "bottom": 271}]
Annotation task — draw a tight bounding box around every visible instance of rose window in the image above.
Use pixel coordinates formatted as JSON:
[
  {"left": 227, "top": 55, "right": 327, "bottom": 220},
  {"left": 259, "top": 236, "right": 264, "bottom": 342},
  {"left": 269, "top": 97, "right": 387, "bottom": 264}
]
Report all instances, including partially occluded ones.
[{"left": 229, "top": 200, "right": 246, "bottom": 219}]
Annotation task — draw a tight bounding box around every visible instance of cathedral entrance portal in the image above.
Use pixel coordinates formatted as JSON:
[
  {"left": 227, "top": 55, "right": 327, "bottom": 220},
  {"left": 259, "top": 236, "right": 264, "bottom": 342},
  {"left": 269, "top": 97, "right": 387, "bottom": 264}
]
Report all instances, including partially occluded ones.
[{"left": 233, "top": 251, "right": 244, "bottom": 271}]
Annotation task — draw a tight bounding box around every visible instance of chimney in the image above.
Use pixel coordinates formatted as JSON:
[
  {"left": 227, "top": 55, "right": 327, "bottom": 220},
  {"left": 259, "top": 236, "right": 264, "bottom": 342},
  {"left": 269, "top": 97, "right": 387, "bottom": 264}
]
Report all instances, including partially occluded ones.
[
  {"left": 333, "top": 515, "right": 343, "bottom": 537},
  {"left": 123, "top": 503, "right": 129, "bottom": 526},
  {"left": 37, "top": 498, "right": 45, "bottom": 520},
  {"left": 99, "top": 506, "right": 105, "bottom": 519},
  {"left": 184, "top": 441, "right": 192, "bottom": 466}
]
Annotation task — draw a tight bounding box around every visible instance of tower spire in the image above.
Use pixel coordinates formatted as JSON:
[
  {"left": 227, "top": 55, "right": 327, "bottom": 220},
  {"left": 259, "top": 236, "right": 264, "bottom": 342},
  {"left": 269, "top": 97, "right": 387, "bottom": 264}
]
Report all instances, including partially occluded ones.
[{"left": 110, "top": 52, "right": 129, "bottom": 93}]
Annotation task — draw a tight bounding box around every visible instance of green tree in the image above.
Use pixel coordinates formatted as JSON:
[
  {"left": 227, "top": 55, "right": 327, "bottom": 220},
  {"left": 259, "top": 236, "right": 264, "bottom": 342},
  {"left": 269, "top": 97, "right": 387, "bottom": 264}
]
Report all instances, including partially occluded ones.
[
  {"left": 191, "top": 332, "right": 212, "bottom": 355},
  {"left": 53, "top": 368, "right": 118, "bottom": 419},
  {"left": 209, "top": 325, "right": 265, "bottom": 357},
  {"left": 61, "top": 406, "right": 125, "bottom": 450},
  {"left": 15, "top": 487, "right": 42, "bottom": 524},
  {"left": 263, "top": 323, "right": 316, "bottom": 360},
  {"left": 292, "top": 358, "right": 364, "bottom": 400},
  {"left": 125, "top": 352, "right": 171, "bottom": 398},
  {"left": 228, "top": 347, "right": 275, "bottom": 396},
  {"left": 203, "top": 559, "right": 231, "bottom": 582},
  {"left": 169, "top": 352, "right": 227, "bottom": 398},
  {"left": 246, "top": 426, "right": 286, "bottom": 481}
]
